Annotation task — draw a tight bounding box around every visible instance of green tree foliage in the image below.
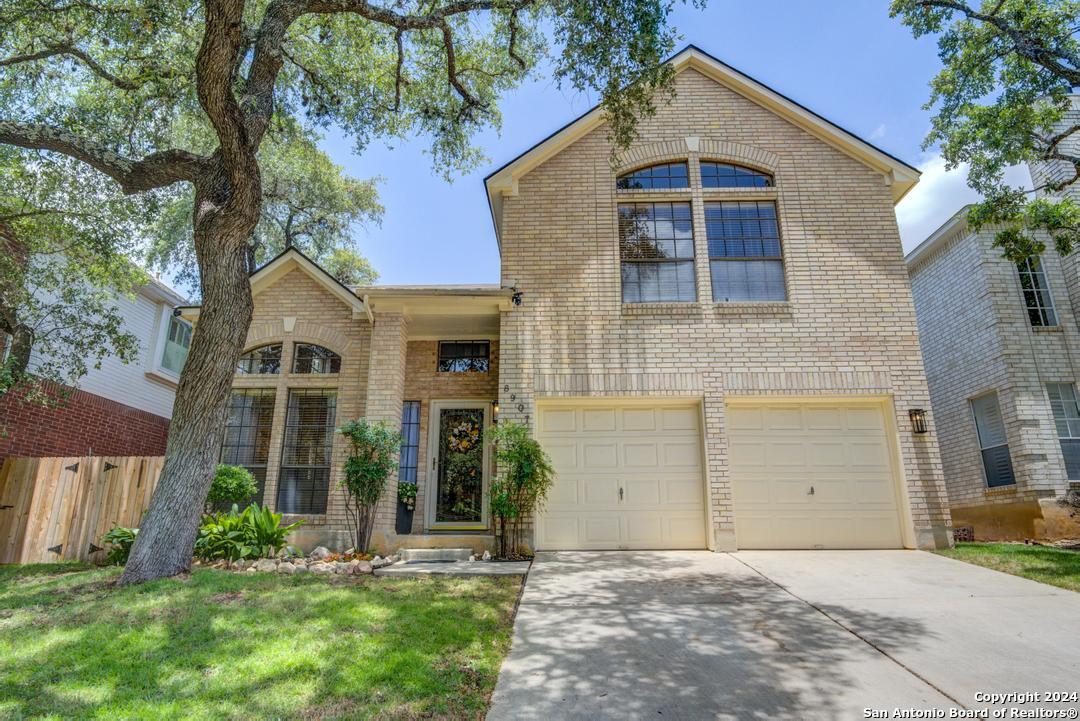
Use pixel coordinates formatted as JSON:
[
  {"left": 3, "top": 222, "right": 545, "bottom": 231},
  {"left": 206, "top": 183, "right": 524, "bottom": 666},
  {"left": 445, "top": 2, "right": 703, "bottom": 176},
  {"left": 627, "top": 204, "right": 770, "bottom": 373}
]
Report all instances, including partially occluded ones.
[
  {"left": 0, "top": 0, "right": 701, "bottom": 583},
  {"left": 487, "top": 421, "right": 553, "bottom": 559},
  {"left": 205, "top": 464, "right": 259, "bottom": 512},
  {"left": 0, "top": 149, "right": 145, "bottom": 403},
  {"left": 338, "top": 419, "right": 401, "bottom": 552},
  {"left": 146, "top": 127, "right": 382, "bottom": 293},
  {"left": 891, "top": 0, "right": 1080, "bottom": 260}
]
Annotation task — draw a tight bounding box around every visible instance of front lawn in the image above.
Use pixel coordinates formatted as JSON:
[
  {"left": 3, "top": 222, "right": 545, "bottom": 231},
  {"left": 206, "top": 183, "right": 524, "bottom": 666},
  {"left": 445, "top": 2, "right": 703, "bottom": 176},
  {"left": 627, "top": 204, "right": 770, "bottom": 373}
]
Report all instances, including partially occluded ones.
[
  {"left": 0, "top": 563, "right": 520, "bottom": 719},
  {"left": 935, "top": 542, "right": 1080, "bottom": 593}
]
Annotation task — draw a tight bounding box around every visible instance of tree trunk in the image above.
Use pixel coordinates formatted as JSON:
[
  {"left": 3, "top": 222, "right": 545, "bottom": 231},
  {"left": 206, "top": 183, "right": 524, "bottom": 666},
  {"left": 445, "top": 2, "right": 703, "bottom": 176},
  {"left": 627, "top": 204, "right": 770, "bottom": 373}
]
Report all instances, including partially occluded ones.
[{"left": 120, "top": 180, "right": 256, "bottom": 583}]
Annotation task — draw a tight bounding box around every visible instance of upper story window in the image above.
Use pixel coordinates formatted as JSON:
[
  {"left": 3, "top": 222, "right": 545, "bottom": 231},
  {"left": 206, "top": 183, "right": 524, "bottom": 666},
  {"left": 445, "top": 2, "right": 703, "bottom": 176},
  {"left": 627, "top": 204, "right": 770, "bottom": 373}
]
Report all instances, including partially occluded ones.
[
  {"left": 616, "top": 162, "right": 689, "bottom": 190},
  {"left": 619, "top": 201, "right": 696, "bottom": 303},
  {"left": 237, "top": 344, "right": 282, "bottom": 375},
  {"left": 1017, "top": 257, "right": 1057, "bottom": 327},
  {"left": 160, "top": 315, "right": 192, "bottom": 374},
  {"left": 700, "top": 162, "right": 773, "bottom": 188},
  {"left": 1046, "top": 383, "right": 1080, "bottom": 480},
  {"left": 706, "top": 201, "right": 786, "bottom": 301},
  {"left": 293, "top": 343, "right": 341, "bottom": 374},
  {"left": 438, "top": 340, "right": 490, "bottom": 373}
]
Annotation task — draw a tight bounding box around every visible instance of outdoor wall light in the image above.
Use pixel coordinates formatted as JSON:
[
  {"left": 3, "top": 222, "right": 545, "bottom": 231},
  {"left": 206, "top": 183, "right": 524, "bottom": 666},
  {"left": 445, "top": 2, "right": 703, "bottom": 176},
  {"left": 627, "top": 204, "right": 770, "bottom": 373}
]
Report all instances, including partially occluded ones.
[
  {"left": 908, "top": 408, "right": 928, "bottom": 434},
  {"left": 492, "top": 400, "right": 500, "bottom": 420}
]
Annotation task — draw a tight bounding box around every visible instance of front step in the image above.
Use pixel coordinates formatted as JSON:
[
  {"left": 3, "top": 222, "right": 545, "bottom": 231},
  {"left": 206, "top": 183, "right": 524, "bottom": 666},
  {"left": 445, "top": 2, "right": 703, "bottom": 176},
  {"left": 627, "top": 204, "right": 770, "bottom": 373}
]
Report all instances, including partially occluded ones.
[{"left": 398, "top": 547, "right": 473, "bottom": 563}]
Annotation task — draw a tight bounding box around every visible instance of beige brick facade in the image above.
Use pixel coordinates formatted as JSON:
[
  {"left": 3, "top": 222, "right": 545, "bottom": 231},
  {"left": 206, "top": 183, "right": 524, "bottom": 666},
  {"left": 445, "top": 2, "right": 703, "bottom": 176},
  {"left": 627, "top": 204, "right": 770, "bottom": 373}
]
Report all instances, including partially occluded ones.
[
  {"left": 222, "top": 52, "right": 954, "bottom": 553},
  {"left": 907, "top": 95, "right": 1080, "bottom": 540}
]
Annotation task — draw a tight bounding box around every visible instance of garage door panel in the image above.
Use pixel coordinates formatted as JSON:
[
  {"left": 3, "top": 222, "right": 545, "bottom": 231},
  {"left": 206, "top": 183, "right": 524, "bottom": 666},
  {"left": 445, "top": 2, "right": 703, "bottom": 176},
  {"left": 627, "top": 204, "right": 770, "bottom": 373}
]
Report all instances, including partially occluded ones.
[
  {"left": 731, "top": 403, "right": 904, "bottom": 550},
  {"left": 536, "top": 402, "right": 706, "bottom": 551}
]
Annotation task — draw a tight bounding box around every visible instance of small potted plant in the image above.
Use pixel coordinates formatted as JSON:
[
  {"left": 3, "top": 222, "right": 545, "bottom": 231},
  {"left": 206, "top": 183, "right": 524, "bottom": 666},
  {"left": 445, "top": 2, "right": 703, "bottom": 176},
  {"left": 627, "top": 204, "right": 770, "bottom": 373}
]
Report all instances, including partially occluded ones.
[{"left": 396, "top": 481, "right": 417, "bottom": 534}]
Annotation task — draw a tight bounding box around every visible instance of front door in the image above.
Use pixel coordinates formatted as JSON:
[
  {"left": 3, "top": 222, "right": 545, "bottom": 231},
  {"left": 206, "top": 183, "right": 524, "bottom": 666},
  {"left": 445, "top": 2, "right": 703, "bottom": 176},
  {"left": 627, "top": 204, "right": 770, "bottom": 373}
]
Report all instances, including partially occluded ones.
[{"left": 427, "top": 401, "right": 490, "bottom": 530}]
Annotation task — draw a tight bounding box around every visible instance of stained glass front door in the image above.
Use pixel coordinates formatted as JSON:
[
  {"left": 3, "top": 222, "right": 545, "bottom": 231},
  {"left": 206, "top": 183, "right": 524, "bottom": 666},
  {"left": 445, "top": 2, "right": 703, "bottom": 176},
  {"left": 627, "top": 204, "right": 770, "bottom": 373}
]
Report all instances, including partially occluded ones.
[{"left": 434, "top": 407, "right": 486, "bottom": 524}]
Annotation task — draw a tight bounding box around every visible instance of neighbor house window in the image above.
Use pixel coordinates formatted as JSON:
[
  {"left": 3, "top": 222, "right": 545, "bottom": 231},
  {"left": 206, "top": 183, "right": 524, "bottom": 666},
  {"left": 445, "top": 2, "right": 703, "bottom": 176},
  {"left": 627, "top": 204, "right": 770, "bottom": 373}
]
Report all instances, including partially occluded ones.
[
  {"left": 971, "top": 392, "right": 1015, "bottom": 488},
  {"left": 161, "top": 315, "right": 192, "bottom": 374},
  {"left": 398, "top": 401, "right": 421, "bottom": 483},
  {"left": 616, "top": 162, "right": 689, "bottom": 190},
  {"left": 1047, "top": 383, "right": 1080, "bottom": 479},
  {"left": 437, "top": 341, "right": 490, "bottom": 372},
  {"left": 700, "top": 162, "right": 773, "bottom": 188},
  {"left": 220, "top": 389, "right": 276, "bottom": 506},
  {"left": 706, "top": 201, "right": 785, "bottom": 302},
  {"left": 292, "top": 343, "right": 341, "bottom": 374},
  {"left": 278, "top": 389, "right": 337, "bottom": 514},
  {"left": 236, "top": 344, "right": 282, "bottom": 374},
  {"left": 1017, "top": 257, "right": 1057, "bottom": 327},
  {"left": 619, "top": 201, "right": 696, "bottom": 303}
]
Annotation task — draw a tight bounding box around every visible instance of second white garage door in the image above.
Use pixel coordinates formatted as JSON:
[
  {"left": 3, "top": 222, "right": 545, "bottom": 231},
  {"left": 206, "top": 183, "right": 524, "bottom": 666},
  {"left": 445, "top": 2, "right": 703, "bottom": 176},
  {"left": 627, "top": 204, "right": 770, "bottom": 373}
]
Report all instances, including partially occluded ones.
[
  {"left": 727, "top": 402, "right": 905, "bottom": 549},
  {"left": 535, "top": 402, "right": 707, "bottom": 550}
]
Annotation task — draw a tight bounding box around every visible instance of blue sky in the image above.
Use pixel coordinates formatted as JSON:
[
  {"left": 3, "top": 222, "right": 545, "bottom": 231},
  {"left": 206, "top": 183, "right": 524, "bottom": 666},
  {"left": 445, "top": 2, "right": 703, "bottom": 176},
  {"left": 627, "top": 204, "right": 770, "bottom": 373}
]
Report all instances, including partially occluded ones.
[{"left": 319, "top": 1, "right": 1023, "bottom": 286}]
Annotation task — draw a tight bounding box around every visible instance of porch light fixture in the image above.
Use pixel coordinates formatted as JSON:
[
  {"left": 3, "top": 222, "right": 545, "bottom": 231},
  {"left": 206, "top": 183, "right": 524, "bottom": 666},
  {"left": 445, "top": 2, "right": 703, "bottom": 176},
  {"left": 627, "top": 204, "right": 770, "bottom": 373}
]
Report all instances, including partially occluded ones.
[
  {"left": 492, "top": 400, "right": 500, "bottom": 421},
  {"left": 908, "top": 408, "right": 928, "bottom": 434}
]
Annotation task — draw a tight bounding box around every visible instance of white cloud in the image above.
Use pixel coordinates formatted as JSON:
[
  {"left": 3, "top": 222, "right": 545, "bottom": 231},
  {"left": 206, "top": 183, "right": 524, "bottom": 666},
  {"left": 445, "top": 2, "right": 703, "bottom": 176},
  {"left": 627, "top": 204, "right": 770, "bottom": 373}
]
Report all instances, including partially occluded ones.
[
  {"left": 895, "top": 153, "right": 1033, "bottom": 253},
  {"left": 870, "top": 123, "right": 887, "bottom": 140}
]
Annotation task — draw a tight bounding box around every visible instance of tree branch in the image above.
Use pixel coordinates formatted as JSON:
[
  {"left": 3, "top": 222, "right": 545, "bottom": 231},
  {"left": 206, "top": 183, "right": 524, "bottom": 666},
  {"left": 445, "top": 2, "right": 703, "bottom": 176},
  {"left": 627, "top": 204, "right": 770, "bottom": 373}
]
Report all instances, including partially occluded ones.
[
  {"left": 0, "top": 41, "right": 141, "bottom": 90},
  {"left": 0, "top": 121, "right": 203, "bottom": 193}
]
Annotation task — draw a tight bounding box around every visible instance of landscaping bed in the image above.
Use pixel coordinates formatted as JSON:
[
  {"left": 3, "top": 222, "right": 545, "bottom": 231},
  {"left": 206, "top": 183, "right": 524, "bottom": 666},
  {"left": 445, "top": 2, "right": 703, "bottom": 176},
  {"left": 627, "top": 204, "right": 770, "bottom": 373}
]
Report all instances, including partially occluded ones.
[
  {"left": 0, "top": 563, "right": 520, "bottom": 719},
  {"left": 935, "top": 542, "right": 1080, "bottom": 593}
]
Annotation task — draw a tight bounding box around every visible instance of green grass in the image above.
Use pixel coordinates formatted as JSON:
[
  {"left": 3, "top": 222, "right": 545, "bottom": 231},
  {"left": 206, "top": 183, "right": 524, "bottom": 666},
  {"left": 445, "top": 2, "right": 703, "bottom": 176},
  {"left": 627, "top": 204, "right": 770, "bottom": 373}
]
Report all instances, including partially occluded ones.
[
  {"left": 935, "top": 542, "right": 1080, "bottom": 593},
  {"left": 0, "top": 563, "right": 521, "bottom": 720}
]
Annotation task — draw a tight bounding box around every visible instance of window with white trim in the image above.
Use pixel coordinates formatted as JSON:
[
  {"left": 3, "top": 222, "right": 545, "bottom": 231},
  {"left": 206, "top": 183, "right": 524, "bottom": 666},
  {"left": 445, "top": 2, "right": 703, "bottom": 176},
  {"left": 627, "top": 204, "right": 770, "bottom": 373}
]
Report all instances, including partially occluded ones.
[
  {"left": 970, "top": 392, "right": 1015, "bottom": 488},
  {"left": 618, "top": 201, "right": 696, "bottom": 303},
  {"left": 706, "top": 200, "right": 785, "bottom": 301},
  {"left": 160, "top": 314, "right": 192, "bottom": 374},
  {"left": 1017, "top": 257, "right": 1057, "bottom": 327},
  {"left": 1047, "top": 383, "right": 1080, "bottom": 479}
]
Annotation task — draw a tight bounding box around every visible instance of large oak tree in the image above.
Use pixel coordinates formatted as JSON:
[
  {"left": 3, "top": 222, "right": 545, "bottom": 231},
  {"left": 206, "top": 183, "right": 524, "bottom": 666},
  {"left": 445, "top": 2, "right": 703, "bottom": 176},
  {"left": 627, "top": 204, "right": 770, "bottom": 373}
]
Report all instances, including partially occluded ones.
[
  {"left": 891, "top": 0, "right": 1080, "bottom": 258},
  {"left": 0, "top": 0, "right": 696, "bottom": 582}
]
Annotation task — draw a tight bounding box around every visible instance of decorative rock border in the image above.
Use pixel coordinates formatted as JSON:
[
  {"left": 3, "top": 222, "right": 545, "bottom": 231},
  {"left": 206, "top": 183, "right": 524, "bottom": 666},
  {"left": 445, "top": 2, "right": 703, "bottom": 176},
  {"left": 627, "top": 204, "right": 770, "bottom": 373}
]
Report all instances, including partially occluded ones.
[{"left": 193, "top": 546, "right": 400, "bottom": 577}]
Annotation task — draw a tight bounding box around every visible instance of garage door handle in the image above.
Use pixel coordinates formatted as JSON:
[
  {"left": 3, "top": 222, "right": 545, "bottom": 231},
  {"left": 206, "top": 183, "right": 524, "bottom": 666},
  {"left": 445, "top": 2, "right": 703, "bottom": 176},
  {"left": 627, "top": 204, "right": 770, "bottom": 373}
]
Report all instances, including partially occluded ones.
[
  {"left": 808, "top": 486, "right": 815, "bottom": 496},
  {"left": 618, "top": 487, "right": 624, "bottom": 501}
]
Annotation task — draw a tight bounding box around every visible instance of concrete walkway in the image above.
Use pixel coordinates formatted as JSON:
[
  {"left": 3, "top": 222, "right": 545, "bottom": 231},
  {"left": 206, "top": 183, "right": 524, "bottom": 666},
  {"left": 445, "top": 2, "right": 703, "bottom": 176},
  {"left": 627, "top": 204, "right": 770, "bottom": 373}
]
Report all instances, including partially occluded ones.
[{"left": 487, "top": 550, "right": 1080, "bottom": 720}]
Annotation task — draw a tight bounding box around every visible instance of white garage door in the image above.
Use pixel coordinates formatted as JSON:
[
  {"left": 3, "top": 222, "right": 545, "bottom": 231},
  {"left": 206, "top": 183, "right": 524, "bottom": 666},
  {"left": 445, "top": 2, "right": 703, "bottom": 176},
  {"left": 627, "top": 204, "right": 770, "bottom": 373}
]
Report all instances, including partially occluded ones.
[
  {"left": 535, "top": 402, "right": 707, "bottom": 550},
  {"left": 728, "top": 402, "right": 904, "bottom": 549}
]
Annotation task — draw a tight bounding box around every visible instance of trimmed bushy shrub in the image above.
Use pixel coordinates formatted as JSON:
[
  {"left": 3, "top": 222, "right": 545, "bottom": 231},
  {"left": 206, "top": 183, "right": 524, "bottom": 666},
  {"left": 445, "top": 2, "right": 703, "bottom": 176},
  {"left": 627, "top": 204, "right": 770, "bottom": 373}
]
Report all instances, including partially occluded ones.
[
  {"left": 205, "top": 464, "right": 259, "bottom": 512},
  {"left": 487, "top": 421, "right": 554, "bottom": 559}
]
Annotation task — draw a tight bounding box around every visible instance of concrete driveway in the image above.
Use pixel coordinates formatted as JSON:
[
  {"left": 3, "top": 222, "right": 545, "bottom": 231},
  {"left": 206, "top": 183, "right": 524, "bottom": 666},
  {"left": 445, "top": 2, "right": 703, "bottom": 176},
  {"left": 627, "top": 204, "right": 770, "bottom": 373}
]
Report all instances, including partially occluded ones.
[{"left": 487, "top": 550, "right": 1080, "bottom": 720}]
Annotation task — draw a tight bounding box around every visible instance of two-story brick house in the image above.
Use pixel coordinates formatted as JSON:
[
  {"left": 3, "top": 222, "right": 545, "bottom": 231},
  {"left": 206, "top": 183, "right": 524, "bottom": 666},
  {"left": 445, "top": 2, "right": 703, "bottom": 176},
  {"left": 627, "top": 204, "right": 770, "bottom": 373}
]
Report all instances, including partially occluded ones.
[
  {"left": 906, "top": 97, "right": 1080, "bottom": 541},
  {"left": 183, "top": 46, "right": 953, "bottom": 554}
]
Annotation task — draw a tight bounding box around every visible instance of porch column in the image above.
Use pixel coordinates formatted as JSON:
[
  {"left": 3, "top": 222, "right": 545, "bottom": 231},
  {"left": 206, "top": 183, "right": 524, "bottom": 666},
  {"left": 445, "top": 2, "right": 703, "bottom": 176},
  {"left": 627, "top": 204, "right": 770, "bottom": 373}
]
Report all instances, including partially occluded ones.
[{"left": 366, "top": 310, "right": 409, "bottom": 543}]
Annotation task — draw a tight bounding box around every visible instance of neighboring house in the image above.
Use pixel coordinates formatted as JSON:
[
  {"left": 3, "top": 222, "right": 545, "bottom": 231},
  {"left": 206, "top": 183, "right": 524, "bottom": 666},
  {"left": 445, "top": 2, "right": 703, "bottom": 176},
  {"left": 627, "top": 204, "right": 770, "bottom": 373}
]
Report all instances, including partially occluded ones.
[
  {"left": 182, "top": 46, "right": 953, "bottom": 554},
  {"left": 906, "top": 96, "right": 1080, "bottom": 540},
  {"left": 0, "top": 276, "right": 190, "bottom": 462}
]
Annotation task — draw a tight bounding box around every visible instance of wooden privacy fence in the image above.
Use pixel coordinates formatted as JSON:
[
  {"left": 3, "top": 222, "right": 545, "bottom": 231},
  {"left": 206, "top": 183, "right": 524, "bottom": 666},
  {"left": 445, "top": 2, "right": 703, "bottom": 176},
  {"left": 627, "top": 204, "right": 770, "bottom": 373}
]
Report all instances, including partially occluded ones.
[{"left": 0, "top": 456, "right": 164, "bottom": 564}]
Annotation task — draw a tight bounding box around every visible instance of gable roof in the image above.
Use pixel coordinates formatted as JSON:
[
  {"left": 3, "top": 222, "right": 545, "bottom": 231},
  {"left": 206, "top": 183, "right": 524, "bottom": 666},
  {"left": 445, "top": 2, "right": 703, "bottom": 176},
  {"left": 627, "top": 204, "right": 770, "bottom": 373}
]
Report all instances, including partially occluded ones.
[
  {"left": 904, "top": 205, "right": 974, "bottom": 271},
  {"left": 176, "top": 246, "right": 368, "bottom": 319},
  {"left": 484, "top": 44, "right": 921, "bottom": 244}
]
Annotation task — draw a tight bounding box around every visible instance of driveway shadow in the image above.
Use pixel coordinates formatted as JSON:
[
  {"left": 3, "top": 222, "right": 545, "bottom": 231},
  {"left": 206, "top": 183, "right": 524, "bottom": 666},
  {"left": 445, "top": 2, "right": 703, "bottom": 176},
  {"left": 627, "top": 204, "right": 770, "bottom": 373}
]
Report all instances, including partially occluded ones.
[{"left": 488, "top": 551, "right": 947, "bottom": 720}]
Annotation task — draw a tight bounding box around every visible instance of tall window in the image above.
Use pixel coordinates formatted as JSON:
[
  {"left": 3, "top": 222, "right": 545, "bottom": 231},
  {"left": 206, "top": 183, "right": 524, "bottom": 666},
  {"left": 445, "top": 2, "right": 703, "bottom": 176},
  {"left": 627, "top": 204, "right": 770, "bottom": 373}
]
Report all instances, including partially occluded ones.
[
  {"left": 616, "top": 162, "right": 689, "bottom": 190},
  {"left": 700, "top": 162, "right": 773, "bottom": 188},
  {"left": 220, "top": 390, "right": 276, "bottom": 506},
  {"left": 236, "top": 344, "right": 282, "bottom": 374},
  {"left": 619, "top": 201, "right": 696, "bottom": 303},
  {"left": 292, "top": 343, "right": 341, "bottom": 374},
  {"left": 706, "top": 201, "right": 786, "bottom": 301},
  {"left": 971, "top": 392, "right": 1015, "bottom": 488},
  {"left": 161, "top": 315, "right": 192, "bottom": 374},
  {"left": 437, "top": 341, "right": 490, "bottom": 372},
  {"left": 278, "top": 389, "right": 337, "bottom": 514},
  {"left": 398, "top": 401, "right": 421, "bottom": 484},
  {"left": 1017, "top": 257, "right": 1057, "bottom": 327},
  {"left": 1047, "top": 383, "right": 1080, "bottom": 479}
]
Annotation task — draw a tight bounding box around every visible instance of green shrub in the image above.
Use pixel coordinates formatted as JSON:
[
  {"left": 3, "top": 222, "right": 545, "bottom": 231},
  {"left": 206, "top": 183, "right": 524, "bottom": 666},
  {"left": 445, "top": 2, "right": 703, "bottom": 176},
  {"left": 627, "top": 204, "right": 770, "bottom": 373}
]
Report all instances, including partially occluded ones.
[
  {"left": 205, "top": 464, "right": 258, "bottom": 512},
  {"left": 338, "top": 419, "right": 401, "bottom": 552},
  {"left": 487, "top": 421, "right": 554, "bottom": 559},
  {"left": 194, "top": 504, "right": 303, "bottom": 561},
  {"left": 101, "top": 526, "right": 138, "bottom": 565}
]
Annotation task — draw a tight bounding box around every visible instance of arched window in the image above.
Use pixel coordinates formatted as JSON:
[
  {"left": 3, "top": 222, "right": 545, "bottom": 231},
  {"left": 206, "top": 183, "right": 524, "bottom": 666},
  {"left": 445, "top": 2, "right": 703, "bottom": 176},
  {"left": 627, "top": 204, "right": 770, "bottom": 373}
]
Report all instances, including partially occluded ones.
[
  {"left": 700, "top": 161, "right": 773, "bottom": 188},
  {"left": 616, "top": 162, "right": 689, "bottom": 190},
  {"left": 293, "top": 343, "right": 341, "bottom": 374},
  {"left": 236, "top": 343, "right": 282, "bottom": 374}
]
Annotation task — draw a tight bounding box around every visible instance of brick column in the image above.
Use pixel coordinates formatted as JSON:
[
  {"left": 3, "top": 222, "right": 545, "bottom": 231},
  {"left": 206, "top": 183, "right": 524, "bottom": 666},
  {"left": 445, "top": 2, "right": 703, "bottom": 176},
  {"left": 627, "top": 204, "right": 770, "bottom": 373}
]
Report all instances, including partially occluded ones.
[{"left": 366, "top": 311, "right": 409, "bottom": 541}]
